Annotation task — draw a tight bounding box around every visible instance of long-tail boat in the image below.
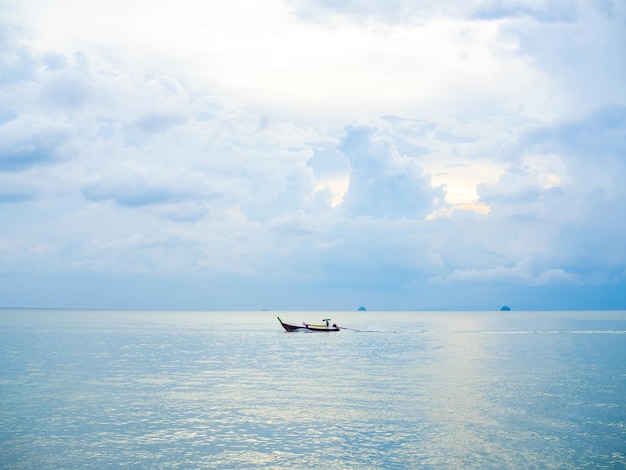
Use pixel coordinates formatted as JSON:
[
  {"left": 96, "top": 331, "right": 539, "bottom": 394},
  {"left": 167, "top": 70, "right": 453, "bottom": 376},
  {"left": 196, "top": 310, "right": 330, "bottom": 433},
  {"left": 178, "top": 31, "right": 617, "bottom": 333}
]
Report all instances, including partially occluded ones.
[{"left": 277, "top": 316, "right": 340, "bottom": 332}]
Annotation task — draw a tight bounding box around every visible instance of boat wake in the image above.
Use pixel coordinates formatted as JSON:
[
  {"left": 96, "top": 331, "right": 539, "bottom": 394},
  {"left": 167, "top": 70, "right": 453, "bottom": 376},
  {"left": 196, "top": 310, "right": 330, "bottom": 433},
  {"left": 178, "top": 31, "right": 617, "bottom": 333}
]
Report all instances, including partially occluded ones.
[{"left": 470, "top": 330, "right": 626, "bottom": 335}]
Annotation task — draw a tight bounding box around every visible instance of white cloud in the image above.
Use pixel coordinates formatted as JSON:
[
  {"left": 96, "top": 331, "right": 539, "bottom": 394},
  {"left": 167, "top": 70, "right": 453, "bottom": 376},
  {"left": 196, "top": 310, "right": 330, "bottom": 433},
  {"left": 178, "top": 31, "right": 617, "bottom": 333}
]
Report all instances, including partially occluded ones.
[
  {"left": 502, "top": 1, "right": 626, "bottom": 114},
  {"left": 337, "top": 124, "right": 444, "bottom": 218},
  {"left": 443, "top": 257, "right": 581, "bottom": 286},
  {"left": 4, "top": 0, "right": 557, "bottom": 121},
  {"left": 80, "top": 162, "right": 220, "bottom": 207},
  {"left": 0, "top": 114, "right": 73, "bottom": 171},
  {"left": 0, "top": 0, "right": 625, "bottom": 309}
]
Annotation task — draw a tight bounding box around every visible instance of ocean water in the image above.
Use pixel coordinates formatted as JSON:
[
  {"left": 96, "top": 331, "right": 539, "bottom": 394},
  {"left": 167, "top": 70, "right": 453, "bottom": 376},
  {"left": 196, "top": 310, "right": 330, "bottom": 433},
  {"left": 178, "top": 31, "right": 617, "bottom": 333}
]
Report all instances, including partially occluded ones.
[{"left": 1, "top": 310, "right": 625, "bottom": 469}]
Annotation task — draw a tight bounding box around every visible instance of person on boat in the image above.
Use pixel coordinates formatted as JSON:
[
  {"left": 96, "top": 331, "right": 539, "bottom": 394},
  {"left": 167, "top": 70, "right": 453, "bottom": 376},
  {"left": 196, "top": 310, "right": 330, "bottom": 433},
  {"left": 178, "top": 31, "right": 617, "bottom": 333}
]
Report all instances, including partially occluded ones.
[{"left": 324, "top": 319, "right": 329, "bottom": 328}]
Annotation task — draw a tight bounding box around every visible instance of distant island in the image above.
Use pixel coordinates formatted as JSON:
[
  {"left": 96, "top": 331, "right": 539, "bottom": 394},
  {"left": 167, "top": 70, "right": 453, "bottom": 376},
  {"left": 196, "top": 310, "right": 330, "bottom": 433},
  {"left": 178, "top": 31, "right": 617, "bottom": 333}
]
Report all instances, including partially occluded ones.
[
  {"left": 500, "top": 306, "right": 511, "bottom": 311},
  {"left": 357, "top": 306, "right": 367, "bottom": 311}
]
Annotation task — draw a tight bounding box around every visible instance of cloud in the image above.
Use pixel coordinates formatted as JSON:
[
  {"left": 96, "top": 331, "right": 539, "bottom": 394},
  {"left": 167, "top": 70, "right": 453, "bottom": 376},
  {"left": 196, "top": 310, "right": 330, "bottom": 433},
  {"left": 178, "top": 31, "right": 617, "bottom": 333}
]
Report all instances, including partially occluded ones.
[
  {"left": 80, "top": 163, "right": 220, "bottom": 208},
  {"left": 0, "top": 26, "right": 39, "bottom": 85},
  {"left": 293, "top": 0, "right": 583, "bottom": 24},
  {"left": 521, "top": 105, "right": 626, "bottom": 160},
  {"left": 38, "top": 66, "right": 95, "bottom": 110},
  {"left": 0, "top": 190, "right": 32, "bottom": 204},
  {"left": 4, "top": 0, "right": 559, "bottom": 121},
  {"left": 504, "top": 1, "right": 626, "bottom": 114},
  {"left": 473, "top": 105, "right": 626, "bottom": 287},
  {"left": 291, "top": 0, "right": 446, "bottom": 23},
  {"left": 337, "top": 125, "right": 444, "bottom": 218},
  {"left": 0, "top": 114, "right": 72, "bottom": 171},
  {"left": 443, "top": 255, "right": 580, "bottom": 286},
  {"left": 153, "top": 202, "right": 211, "bottom": 223},
  {"left": 123, "top": 75, "right": 191, "bottom": 136},
  {"left": 0, "top": 0, "right": 624, "bottom": 309},
  {"left": 473, "top": 0, "right": 578, "bottom": 22},
  {"left": 486, "top": 105, "right": 626, "bottom": 211}
]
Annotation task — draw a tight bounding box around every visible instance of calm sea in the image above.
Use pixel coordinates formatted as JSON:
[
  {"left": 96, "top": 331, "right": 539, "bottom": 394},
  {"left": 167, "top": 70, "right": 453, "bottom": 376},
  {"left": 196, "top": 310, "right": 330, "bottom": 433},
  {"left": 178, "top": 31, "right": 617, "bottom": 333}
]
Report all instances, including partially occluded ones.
[{"left": 1, "top": 309, "right": 625, "bottom": 469}]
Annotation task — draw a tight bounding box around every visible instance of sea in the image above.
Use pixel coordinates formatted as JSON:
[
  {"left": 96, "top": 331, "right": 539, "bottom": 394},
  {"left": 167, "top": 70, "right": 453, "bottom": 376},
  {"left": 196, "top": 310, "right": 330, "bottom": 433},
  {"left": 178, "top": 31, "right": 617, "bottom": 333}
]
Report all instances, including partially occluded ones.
[{"left": 1, "top": 309, "right": 625, "bottom": 469}]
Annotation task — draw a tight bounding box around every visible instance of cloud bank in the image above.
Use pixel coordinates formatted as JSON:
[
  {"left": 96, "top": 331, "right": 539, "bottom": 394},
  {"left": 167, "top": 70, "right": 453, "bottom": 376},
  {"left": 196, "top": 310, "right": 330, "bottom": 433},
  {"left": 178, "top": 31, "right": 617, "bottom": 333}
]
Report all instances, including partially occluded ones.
[{"left": 0, "top": 0, "right": 624, "bottom": 309}]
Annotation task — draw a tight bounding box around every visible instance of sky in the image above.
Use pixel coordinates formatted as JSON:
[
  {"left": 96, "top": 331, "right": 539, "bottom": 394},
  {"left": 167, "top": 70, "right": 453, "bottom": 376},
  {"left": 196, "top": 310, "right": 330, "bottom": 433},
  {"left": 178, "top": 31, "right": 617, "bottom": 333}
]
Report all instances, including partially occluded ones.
[{"left": 0, "top": 0, "right": 625, "bottom": 310}]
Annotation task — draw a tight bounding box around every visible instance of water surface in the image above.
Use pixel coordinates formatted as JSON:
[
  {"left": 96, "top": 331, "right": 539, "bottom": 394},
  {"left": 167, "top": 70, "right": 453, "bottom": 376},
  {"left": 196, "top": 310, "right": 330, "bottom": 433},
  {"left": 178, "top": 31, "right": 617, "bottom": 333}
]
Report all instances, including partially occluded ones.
[{"left": 1, "top": 310, "right": 625, "bottom": 468}]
